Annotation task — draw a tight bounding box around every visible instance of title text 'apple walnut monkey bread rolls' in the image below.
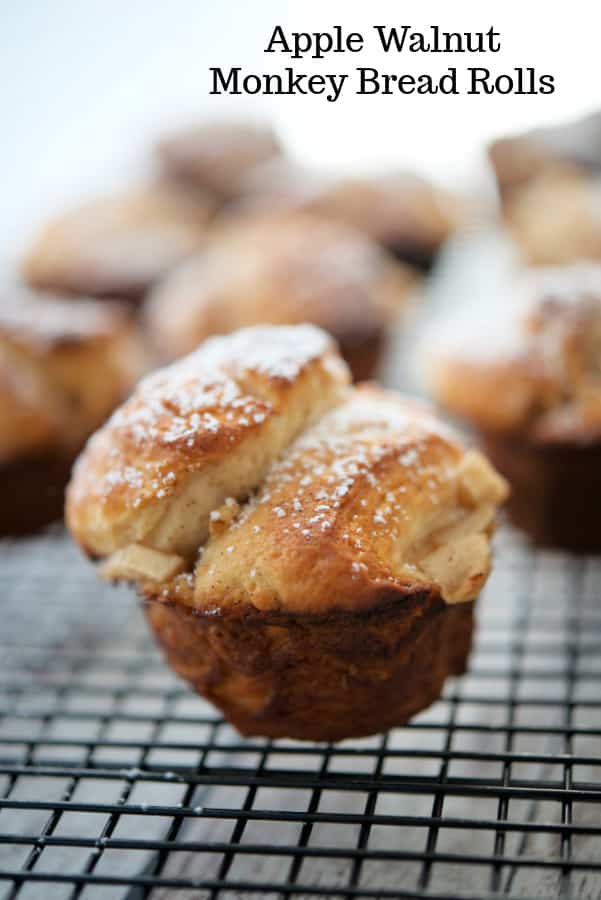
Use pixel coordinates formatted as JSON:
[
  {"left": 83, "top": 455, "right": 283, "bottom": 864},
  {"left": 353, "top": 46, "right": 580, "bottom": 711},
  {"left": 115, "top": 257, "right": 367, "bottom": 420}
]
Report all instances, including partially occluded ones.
[
  {"left": 426, "top": 263, "right": 601, "bottom": 552},
  {"left": 67, "top": 324, "right": 507, "bottom": 741},
  {"left": 0, "top": 287, "right": 147, "bottom": 535},
  {"left": 145, "top": 214, "right": 416, "bottom": 382},
  {"left": 23, "top": 184, "right": 213, "bottom": 303}
]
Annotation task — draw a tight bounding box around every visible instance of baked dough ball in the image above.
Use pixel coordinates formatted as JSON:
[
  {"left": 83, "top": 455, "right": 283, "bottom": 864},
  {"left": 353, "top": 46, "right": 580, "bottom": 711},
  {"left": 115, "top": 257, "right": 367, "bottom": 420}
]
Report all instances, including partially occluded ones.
[
  {"left": 145, "top": 214, "right": 416, "bottom": 381},
  {"left": 0, "top": 287, "right": 147, "bottom": 534},
  {"left": 426, "top": 263, "right": 601, "bottom": 549},
  {"left": 23, "top": 184, "right": 212, "bottom": 302},
  {"left": 505, "top": 167, "right": 601, "bottom": 266},
  {"left": 67, "top": 325, "right": 350, "bottom": 561},
  {"left": 231, "top": 164, "right": 461, "bottom": 270},
  {"left": 67, "top": 324, "right": 507, "bottom": 741},
  {"left": 230, "top": 157, "right": 332, "bottom": 216},
  {"left": 307, "top": 173, "right": 461, "bottom": 270},
  {"left": 157, "top": 119, "right": 282, "bottom": 201},
  {"left": 489, "top": 110, "right": 601, "bottom": 203}
]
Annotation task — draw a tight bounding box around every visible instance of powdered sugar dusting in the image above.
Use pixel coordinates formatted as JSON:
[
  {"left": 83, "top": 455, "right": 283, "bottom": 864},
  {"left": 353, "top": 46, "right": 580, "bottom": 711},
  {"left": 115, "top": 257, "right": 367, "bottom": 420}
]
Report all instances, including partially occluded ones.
[
  {"left": 228, "top": 388, "right": 460, "bottom": 552},
  {"left": 87, "top": 323, "right": 340, "bottom": 508},
  {"left": 194, "top": 324, "right": 334, "bottom": 383},
  {"left": 0, "top": 287, "right": 127, "bottom": 348}
]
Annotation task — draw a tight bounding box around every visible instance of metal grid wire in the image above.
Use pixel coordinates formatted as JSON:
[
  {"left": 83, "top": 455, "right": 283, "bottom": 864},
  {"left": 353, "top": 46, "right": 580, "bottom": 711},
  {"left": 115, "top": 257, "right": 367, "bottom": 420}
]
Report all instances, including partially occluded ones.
[{"left": 1, "top": 525, "right": 600, "bottom": 900}]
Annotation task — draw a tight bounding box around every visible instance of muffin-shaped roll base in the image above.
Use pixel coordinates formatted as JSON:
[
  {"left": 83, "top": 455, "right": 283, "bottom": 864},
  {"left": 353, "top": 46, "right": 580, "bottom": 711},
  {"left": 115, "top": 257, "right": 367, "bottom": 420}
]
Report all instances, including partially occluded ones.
[
  {"left": 145, "top": 590, "right": 474, "bottom": 742},
  {"left": 1, "top": 452, "right": 74, "bottom": 536},
  {"left": 482, "top": 432, "right": 601, "bottom": 552}
]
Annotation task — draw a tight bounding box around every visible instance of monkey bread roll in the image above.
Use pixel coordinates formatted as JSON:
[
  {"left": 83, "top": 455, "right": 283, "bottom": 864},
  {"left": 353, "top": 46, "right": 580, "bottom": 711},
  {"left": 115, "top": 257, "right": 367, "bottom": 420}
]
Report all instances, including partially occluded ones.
[
  {"left": 0, "top": 287, "right": 147, "bottom": 535},
  {"left": 305, "top": 172, "right": 461, "bottom": 271},
  {"left": 23, "top": 184, "right": 212, "bottom": 302},
  {"left": 504, "top": 167, "right": 601, "bottom": 266},
  {"left": 231, "top": 163, "right": 461, "bottom": 271},
  {"left": 67, "top": 324, "right": 507, "bottom": 741},
  {"left": 488, "top": 110, "right": 601, "bottom": 204},
  {"left": 427, "top": 263, "right": 601, "bottom": 551},
  {"left": 489, "top": 113, "right": 601, "bottom": 266},
  {"left": 144, "top": 213, "right": 415, "bottom": 381},
  {"left": 157, "top": 119, "right": 282, "bottom": 201}
]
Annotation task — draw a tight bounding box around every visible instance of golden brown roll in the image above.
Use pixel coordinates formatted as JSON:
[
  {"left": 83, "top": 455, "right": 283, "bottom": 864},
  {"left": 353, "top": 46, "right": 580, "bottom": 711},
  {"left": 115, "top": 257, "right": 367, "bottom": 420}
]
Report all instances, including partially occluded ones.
[
  {"left": 0, "top": 287, "right": 147, "bottom": 534},
  {"left": 229, "top": 157, "right": 332, "bottom": 217},
  {"left": 505, "top": 167, "right": 601, "bottom": 266},
  {"left": 231, "top": 164, "right": 461, "bottom": 270},
  {"left": 144, "top": 214, "right": 415, "bottom": 381},
  {"left": 489, "top": 110, "right": 601, "bottom": 203},
  {"left": 306, "top": 172, "right": 461, "bottom": 270},
  {"left": 67, "top": 324, "right": 507, "bottom": 741},
  {"left": 23, "top": 184, "right": 212, "bottom": 302},
  {"left": 426, "top": 263, "right": 601, "bottom": 550},
  {"left": 157, "top": 119, "right": 282, "bottom": 200},
  {"left": 67, "top": 324, "right": 350, "bottom": 561}
]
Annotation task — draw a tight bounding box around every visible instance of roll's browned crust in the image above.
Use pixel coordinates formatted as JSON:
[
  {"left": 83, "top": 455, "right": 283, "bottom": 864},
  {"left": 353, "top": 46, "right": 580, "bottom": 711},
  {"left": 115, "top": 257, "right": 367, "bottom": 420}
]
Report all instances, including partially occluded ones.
[{"left": 145, "top": 589, "right": 474, "bottom": 742}]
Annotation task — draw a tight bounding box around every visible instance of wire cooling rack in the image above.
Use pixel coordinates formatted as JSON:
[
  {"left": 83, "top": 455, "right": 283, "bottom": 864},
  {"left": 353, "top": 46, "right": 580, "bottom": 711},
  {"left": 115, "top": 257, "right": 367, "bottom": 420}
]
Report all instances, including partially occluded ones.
[{"left": 1, "top": 524, "right": 601, "bottom": 900}]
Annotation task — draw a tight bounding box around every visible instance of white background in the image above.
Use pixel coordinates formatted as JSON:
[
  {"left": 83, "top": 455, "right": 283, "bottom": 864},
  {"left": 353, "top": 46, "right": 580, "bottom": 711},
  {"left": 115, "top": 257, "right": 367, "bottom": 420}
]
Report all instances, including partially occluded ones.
[{"left": 1, "top": 0, "right": 600, "bottom": 260}]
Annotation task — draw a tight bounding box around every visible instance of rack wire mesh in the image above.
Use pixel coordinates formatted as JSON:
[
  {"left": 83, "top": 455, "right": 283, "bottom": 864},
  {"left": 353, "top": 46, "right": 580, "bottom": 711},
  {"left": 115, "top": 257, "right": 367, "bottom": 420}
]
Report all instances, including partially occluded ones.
[{"left": 1, "top": 522, "right": 600, "bottom": 900}]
